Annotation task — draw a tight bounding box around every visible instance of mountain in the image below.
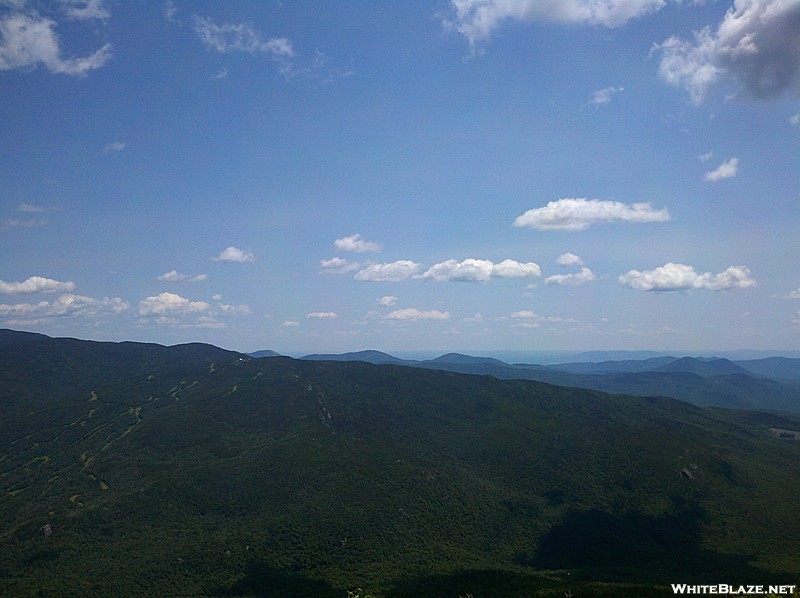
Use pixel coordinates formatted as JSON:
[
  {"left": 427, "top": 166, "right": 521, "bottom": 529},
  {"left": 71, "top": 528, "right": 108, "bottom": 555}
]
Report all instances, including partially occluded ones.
[
  {"left": 3, "top": 330, "right": 800, "bottom": 596},
  {"left": 736, "top": 357, "right": 800, "bottom": 382},
  {"left": 301, "top": 349, "right": 411, "bottom": 365},
  {"left": 653, "top": 356, "right": 751, "bottom": 376},
  {"left": 248, "top": 349, "right": 282, "bottom": 358},
  {"left": 549, "top": 356, "right": 680, "bottom": 374},
  {"left": 300, "top": 350, "right": 800, "bottom": 413}
]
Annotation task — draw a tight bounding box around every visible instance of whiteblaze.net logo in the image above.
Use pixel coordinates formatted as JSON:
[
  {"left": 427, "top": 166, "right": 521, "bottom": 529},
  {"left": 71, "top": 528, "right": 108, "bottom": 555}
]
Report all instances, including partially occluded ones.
[{"left": 671, "top": 584, "right": 797, "bottom": 595}]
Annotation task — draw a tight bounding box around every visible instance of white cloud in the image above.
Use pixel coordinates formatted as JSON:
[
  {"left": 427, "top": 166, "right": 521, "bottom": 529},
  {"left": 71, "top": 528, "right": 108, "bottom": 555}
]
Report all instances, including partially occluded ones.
[
  {"left": 0, "top": 12, "right": 111, "bottom": 75},
  {"left": 619, "top": 262, "right": 756, "bottom": 291},
  {"left": 556, "top": 252, "right": 584, "bottom": 267},
  {"left": 212, "top": 246, "right": 254, "bottom": 263},
  {"left": 157, "top": 270, "right": 208, "bottom": 282},
  {"left": 781, "top": 289, "right": 800, "bottom": 299},
  {"left": 655, "top": 0, "right": 800, "bottom": 103},
  {"left": 163, "top": 1, "right": 178, "bottom": 23},
  {"left": 0, "top": 293, "right": 129, "bottom": 319},
  {"left": 0, "top": 276, "right": 75, "bottom": 294},
  {"left": 698, "top": 151, "right": 714, "bottom": 161},
  {"left": 463, "top": 312, "right": 483, "bottom": 323},
  {"left": 354, "top": 260, "right": 423, "bottom": 282},
  {"left": 377, "top": 295, "right": 398, "bottom": 307},
  {"left": 334, "top": 233, "right": 382, "bottom": 253},
  {"left": 384, "top": 308, "right": 450, "bottom": 321},
  {"left": 17, "top": 203, "right": 47, "bottom": 213},
  {"left": 590, "top": 85, "right": 624, "bottom": 105},
  {"left": 218, "top": 303, "right": 251, "bottom": 316},
  {"left": 445, "top": 0, "right": 668, "bottom": 47},
  {"left": 320, "top": 256, "right": 360, "bottom": 274},
  {"left": 103, "top": 140, "right": 125, "bottom": 152},
  {"left": 307, "top": 311, "right": 338, "bottom": 319},
  {"left": 791, "top": 111, "right": 800, "bottom": 125},
  {"left": 418, "top": 258, "right": 541, "bottom": 282},
  {"left": 545, "top": 267, "right": 597, "bottom": 286},
  {"left": 704, "top": 157, "right": 738, "bottom": 181},
  {"left": 513, "top": 198, "right": 670, "bottom": 231},
  {"left": 281, "top": 320, "right": 301, "bottom": 327},
  {"left": 511, "top": 310, "right": 538, "bottom": 319},
  {"left": 5, "top": 217, "right": 47, "bottom": 227},
  {"left": 62, "top": 0, "right": 109, "bottom": 21},
  {"left": 192, "top": 16, "right": 294, "bottom": 57},
  {"left": 138, "top": 292, "right": 211, "bottom": 316}
]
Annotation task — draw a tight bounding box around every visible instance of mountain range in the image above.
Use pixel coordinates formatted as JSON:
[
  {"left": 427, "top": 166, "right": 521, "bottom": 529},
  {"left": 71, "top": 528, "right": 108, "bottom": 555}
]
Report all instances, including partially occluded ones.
[
  {"left": 3, "top": 329, "right": 800, "bottom": 596},
  {"left": 298, "top": 350, "right": 800, "bottom": 413}
]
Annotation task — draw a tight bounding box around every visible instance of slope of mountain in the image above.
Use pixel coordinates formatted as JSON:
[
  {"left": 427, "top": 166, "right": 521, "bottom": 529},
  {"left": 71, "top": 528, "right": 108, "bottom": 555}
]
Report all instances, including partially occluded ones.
[
  {"left": 3, "top": 330, "right": 800, "bottom": 596},
  {"left": 653, "top": 357, "right": 751, "bottom": 376},
  {"left": 301, "top": 350, "right": 411, "bottom": 365},
  {"left": 550, "top": 356, "right": 680, "bottom": 374},
  {"left": 248, "top": 349, "right": 282, "bottom": 358},
  {"left": 300, "top": 349, "right": 800, "bottom": 413},
  {"left": 736, "top": 357, "right": 800, "bottom": 382}
]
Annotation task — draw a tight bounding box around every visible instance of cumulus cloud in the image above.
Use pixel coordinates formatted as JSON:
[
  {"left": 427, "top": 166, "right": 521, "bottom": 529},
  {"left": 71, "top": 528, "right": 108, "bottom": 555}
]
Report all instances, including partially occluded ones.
[
  {"left": 655, "top": 0, "right": 800, "bottom": 103},
  {"left": 511, "top": 310, "right": 538, "bottom": 319},
  {"left": 320, "top": 256, "right": 360, "bottom": 274},
  {"left": 791, "top": 111, "right": 800, "bottom": 125},
  {"left": 0, "top": 293, "right": 129, "bottom": 320},
  {"left": 556, "top": 252, "right": 584, "bottom": 267},
  {"left": 704, "top": 157, "right": 739, "bottom": 181},
  {"left": 212, "top": 246, "right": 254, "bottom": 263},
  {"left": 138, "top": 292, "right": 211, "bottom": 316},
  {"left": 192, "top": 16, "right": 294, "bottom": 57},
  {"left": 698, "top": 151, "right": 714, "bottom": 161},
  {"left": 545, "top": 267, "right": 597, "bottom": 286},
  {"left": 377, "top": 295, "right": 398, "bottom": 306},
  {"left": 103, "top": 140, "right": 125, "bottom": 152},
  {"left": 445, "top": 0, "right": 668, "bottom": 47},
  {"left": 590, "top": 85, "right": 624, "bottom": 105},
  {"left": 334, "top": 233, "right": 382, "bottom": 253},
  {"left": 418, "top": 258, "right": 541, "bottom": 282},
  {"left": 217, "top": 303, "right": 251, "bottom": 316},
  {"left": 281, "top": 320, "right": 301, "bottom": 327},
  {"left": 62, "top": 0, "right": 109, "bottom": 21},
  {"left": 618, "top": 262, "right": 756, "bottom": 291},
  {"left": 384, "top": 308, "right": 450, "bottom": 321},
  {"left": 157, "top": 270, "right": 208, "bottom": 282},
  {"left": 0, "top": 12, "right": 111, "bottom": 75},
  {"left": 307, "top": 311, "right": 337, "bottom": 319},
  {"left": 354, "top": 260, "right": 423, "bottom": 282},
  {"left": 513, "top": 198, "right": 670, "bottom": 231},
  {"left": 0, "top": 276, "right": 75, "bottom": 294}
]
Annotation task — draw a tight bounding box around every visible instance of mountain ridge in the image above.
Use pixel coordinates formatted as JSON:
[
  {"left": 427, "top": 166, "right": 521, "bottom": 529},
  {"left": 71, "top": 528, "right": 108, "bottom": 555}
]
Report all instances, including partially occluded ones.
[{"left": 3, "top": 330, "right": 800, "bottom": 595}]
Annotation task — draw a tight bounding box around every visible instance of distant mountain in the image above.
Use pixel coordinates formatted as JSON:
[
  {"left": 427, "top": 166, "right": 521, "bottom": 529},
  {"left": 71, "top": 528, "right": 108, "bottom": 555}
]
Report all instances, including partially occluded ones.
[
  {"left": 301, "top": 349, "right": 411, "bottom": 365},
  {"left": 569, "top": 350, "right": 669, "bottom": 362},
  {"left": 298, "top": 349, "right": 800, "bottom": 413},
  {"left": 736, "top": 357, "right": 800, "bottom": 382},
  {"left": 249, "top": 349, "right": 282, "bottom": 358},
  {"left": 653, "top": 356, "right": 751, "bottom": 376},
  {"left": 427, "top": 352, "right": 512, "bottom": 367},
  {"left": 4, "top": 330, "right": 800, "bottom": 595},
  {"left": 550, "top": 356, "right": 679, "bottom": 374}
]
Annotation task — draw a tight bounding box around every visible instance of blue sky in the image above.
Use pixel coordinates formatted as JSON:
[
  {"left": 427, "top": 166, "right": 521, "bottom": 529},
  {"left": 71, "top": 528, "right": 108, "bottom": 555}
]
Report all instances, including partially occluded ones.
[{"left": 1, "top": 0, "right": 799, "bottom": 354}]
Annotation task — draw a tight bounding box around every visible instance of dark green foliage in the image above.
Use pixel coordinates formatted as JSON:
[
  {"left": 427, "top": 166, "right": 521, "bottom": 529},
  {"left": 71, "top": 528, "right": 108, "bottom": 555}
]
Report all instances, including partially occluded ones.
[{"left": 3, "top": 330, "right": 800, "bottom": 595}]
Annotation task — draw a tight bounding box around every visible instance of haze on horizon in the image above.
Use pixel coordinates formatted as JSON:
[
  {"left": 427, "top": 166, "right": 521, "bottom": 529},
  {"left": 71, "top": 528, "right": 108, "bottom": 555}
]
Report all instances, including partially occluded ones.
[{"left": 1, "top": 0, "right": 799, "bottom": 355}]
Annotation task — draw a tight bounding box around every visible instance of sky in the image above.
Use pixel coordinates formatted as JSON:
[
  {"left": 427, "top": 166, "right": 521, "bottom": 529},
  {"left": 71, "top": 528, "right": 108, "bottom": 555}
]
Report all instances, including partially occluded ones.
[{"left": 1, "top": 0, "right": 799, "bottom": 355}]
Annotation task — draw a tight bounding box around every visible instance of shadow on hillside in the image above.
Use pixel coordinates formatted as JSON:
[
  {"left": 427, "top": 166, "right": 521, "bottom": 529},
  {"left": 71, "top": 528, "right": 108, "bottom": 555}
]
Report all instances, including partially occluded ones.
[
  {"left": 214, "top": 561, "right": 341, "bottom": 598},
  {"left": 384, "top": 568, "right": 672, "bottom": 597},
  {"left": 529, "top": 507, "right": 765, "bottom": 583}
]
